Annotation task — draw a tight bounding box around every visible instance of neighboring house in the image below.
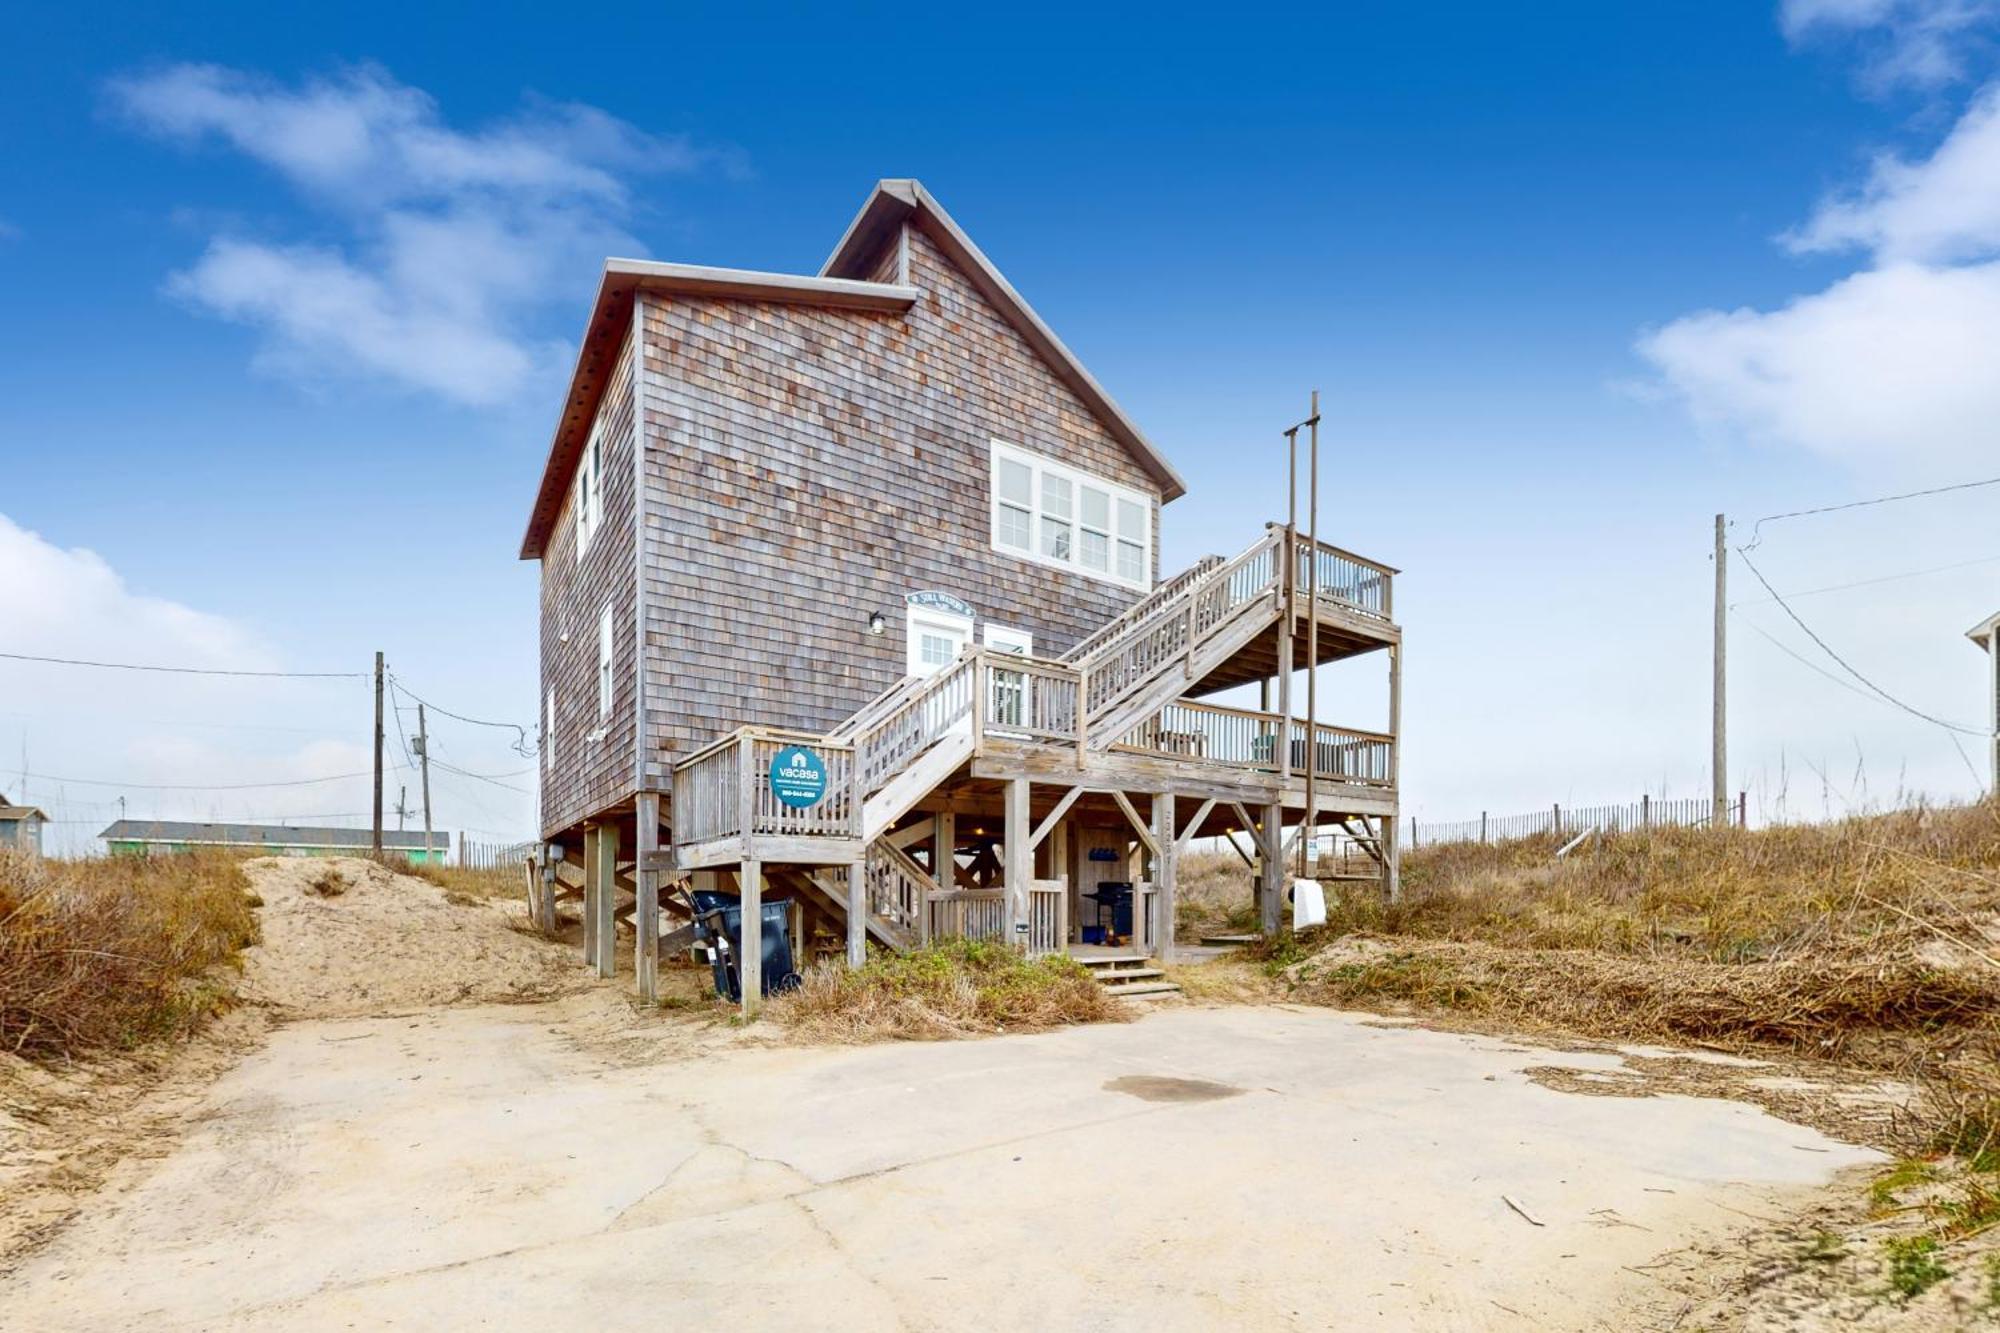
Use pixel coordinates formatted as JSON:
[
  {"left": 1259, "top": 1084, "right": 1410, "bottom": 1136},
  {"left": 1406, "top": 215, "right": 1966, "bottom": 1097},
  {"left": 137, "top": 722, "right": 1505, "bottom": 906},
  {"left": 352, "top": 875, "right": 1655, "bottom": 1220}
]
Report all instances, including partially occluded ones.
[
  {"left": 100, "top": 821, "right": 450, "bottom": 864},
  {"left": 0, "top": 796, "right": 48, "bottom": 857},
  {"left": 1970, "top": 611, "right": 2000, "bottom": 792},
  {"left": 524, "top": 178, "right": 1403, "bottom": 1008}
]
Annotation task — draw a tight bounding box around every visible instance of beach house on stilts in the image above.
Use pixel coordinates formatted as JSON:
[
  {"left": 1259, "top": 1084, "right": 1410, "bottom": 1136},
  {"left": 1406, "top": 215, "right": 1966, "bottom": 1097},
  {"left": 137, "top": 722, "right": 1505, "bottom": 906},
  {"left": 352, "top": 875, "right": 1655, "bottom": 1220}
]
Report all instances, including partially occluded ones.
[{"left": 521, "top": 179, "right": 1402, "bottom": 1011}]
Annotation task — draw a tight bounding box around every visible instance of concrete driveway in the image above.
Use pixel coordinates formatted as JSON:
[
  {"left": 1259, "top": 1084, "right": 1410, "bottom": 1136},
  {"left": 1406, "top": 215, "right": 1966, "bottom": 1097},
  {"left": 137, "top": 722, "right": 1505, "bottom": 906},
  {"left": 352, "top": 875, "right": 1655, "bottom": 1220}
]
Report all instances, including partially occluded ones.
[{"left": 0, "top": 1004, "right": 1875, "bottom": 1331}]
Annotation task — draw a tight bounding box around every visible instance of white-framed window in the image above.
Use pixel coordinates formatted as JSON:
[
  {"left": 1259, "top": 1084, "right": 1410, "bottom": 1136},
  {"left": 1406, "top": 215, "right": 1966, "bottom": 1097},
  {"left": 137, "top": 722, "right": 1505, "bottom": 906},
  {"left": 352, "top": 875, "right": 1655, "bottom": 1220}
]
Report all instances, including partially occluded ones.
[
  {"left": 575, "top": 421, "right": 606, "bottom": 560},
  {"left": 906, "top": 605, "right": 973, "bottom": 676},
  {"left": 982, "top": 625, "right": 1034, "bottom": 657},
  {"left": 596, "top": 603, "right": 614, "bottom": 719},
  {"left": 989, "top": 440, "right": 1151, "bottom": 590}
]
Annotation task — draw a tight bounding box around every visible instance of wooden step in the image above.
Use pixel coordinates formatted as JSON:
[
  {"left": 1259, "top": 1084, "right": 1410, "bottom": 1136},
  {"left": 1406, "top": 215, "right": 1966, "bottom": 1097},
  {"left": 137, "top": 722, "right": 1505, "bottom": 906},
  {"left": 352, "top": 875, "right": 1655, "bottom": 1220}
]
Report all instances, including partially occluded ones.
[
  {"left": 1077, "top": 954, "right": 1150, "bottom": 968},
  {"left": 1095, "top": 965, "right": 1165, "bottom": 981},
  {"left": 1100, "top": 979, "right": 1181, "bottom": 998}
]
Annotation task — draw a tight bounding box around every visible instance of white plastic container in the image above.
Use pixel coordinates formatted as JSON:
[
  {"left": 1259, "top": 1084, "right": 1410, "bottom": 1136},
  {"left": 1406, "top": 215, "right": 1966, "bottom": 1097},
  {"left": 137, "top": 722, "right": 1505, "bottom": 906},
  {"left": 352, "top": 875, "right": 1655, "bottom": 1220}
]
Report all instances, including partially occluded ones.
[{"left": 1291, "top": 877, "right": 1327, "bottom": 930}]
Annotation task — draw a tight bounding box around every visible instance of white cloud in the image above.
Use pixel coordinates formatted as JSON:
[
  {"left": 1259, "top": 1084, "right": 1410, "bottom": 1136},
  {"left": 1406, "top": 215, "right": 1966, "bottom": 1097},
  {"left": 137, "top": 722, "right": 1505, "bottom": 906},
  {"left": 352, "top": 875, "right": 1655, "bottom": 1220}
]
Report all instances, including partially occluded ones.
[
  {"left": 1638, "top": 260, "right": 2000, "bottom": 471},
  {"left": 1781, "top": 0, "right": 1999, "bottom": 89},
  {"left": 1785, "top": 82, "right": 2000, "bottom": 261},
  {"left": 1640, "top": 39, "right": 2000, "bottom": 473},
  {"left": 107, "top": 63, "right": 711, "bottom": 407},
  {"left": 0, "top": 514, "right": 361, "bottom": 846},
  {"left": 0, "top": 512, "right": 269, "bottom": 669}
]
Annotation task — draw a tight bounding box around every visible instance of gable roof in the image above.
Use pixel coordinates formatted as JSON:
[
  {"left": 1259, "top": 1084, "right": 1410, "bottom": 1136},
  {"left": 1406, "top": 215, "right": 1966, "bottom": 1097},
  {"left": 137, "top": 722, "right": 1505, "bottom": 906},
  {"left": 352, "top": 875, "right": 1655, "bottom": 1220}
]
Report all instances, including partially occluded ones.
[
  {"left": 822, "top": 180, "right": 1186, "bottom": 505},
  {"left": 1970, "top": 611, "right": 2000, "bottom": 651},
  {"left": 0, "top": 804, "right": 45, "bottom": 823},
  {"left": 519, "top": 179, "right": 1184, "bottom": 559}
]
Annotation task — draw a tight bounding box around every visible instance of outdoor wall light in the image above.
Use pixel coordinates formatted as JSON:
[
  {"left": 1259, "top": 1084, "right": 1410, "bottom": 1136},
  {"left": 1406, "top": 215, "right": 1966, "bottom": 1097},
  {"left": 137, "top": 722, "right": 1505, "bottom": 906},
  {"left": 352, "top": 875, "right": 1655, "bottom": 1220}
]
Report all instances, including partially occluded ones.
[{"left": 867, "top": 612, "right": 887, "bottom": 636}]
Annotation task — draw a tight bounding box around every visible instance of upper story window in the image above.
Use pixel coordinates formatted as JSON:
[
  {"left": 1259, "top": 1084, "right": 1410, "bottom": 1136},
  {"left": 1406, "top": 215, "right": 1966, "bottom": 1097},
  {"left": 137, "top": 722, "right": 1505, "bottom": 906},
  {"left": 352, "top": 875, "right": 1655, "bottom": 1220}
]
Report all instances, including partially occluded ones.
[
  {"left": 575, "top": 422, "right": 606, "bottom": 560},
  {"left": 989, "top": 440, "right": 1151, "bottom": 591}
]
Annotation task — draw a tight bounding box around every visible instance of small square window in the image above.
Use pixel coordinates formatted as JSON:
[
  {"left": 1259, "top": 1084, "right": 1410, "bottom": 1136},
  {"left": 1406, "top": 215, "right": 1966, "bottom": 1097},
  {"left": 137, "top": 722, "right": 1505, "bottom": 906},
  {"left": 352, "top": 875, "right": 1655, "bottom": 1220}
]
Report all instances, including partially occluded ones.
[
  {"left": 997, "top": 503, "right": 1032, "bottom": 551},
  {"left": 1041, "top": 474, "right": 1072, "bottom": 520},
  {"left": 1042, "top": 516, "right": 1073, "bottom": 561}
]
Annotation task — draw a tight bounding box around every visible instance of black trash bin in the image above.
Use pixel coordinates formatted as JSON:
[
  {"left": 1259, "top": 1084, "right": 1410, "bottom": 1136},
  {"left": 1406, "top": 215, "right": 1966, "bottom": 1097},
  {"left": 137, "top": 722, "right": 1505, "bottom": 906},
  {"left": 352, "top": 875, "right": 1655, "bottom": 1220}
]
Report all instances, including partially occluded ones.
[{"left": 687, "top": 890, "right": 801, "bottom": 1002}]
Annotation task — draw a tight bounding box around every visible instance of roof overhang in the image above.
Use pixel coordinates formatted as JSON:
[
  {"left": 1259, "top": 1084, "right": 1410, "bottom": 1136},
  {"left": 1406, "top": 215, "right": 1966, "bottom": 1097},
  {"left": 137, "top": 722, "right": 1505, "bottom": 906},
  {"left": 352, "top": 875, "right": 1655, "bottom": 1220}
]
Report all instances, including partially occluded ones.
[
  {"left": 823, "top": 179, "right": 1188, "bottom": 505},
  {"left": 1969, "top": 611, "right": 2000, "bottom": 651},
  {"left": 518, "top": 262, "right": 918, "bottom": 559}
]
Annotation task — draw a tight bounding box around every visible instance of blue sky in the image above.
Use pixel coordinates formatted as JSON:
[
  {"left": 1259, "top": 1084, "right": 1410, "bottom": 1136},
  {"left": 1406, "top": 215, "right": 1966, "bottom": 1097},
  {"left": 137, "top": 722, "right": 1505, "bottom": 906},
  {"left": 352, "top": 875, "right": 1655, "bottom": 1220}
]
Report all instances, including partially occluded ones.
[{"left": 3, "top": 2, "right": 1997, "bottom": 852}]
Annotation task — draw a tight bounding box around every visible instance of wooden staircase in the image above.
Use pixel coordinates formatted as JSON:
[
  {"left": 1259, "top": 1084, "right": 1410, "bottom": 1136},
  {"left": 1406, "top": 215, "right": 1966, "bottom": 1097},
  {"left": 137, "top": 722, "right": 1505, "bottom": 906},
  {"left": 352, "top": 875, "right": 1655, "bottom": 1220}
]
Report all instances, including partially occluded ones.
[{"left": 1078, "top": 954, "right": 1181, "bottom": 999}]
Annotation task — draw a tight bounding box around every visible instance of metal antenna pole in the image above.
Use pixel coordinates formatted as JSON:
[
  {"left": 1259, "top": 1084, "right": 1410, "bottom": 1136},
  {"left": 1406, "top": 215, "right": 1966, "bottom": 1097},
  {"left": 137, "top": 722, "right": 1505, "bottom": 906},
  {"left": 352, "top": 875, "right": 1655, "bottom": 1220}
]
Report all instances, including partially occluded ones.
[{"left": 1302, "top": 390, "right": 1321, "bottom": 877}]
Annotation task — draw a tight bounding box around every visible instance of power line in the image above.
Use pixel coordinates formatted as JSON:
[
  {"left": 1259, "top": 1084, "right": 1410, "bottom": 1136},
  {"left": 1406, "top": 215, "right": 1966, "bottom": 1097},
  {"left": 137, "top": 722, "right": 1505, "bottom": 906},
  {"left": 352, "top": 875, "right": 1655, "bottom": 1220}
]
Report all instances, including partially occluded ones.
[
  {"left": 1734, "top": 614, "right": 1903, "bottom": 710},
  {"left": 1731, "top": 552, "right": 2000, "bottom": 609},
  {"left": 428, "top": 757, "right": 532, "bottom": 793},
  {"left": 1745, "top": 474, "right": 2000, "bottom": 550},
  {"left": 1733, "top": 548, "right": 1986, "bottom": 736},
  {"left": 0, "top": 650, "right": 364, "bottom": 678},
  {"left": 0, "top": 766, "right": 402, "bottom": 792},
  {"left": 385, "top": 671, "right": 535, "bottom": 756}
]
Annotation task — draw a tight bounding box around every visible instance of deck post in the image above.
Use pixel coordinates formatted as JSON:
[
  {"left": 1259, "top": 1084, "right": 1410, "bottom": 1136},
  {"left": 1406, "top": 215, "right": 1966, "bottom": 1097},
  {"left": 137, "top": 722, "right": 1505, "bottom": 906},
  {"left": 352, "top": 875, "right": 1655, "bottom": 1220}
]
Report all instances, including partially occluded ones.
[
  {"left": 846, "top": 858, "right": 866, "bottom": 969},
  {"left": 928, "top": 811, "right": 954, "bottom": 941},
  {"left": 1276, "top": 630, "right": 1294, "bottom": 783},
  {"left": 580, "top": 822, "right": 597, "bottom": 967},
  {"left": 1259, "top": 804, "right": 1285, "bottom": 934},
  {"left": 635, "top": 793, "right": 660, "bottom": 1004},
  {"left": 1004, "top": 777, "right": 1030, "bottom": 943},
  {"left": 591, "top": 822, "right": 618, "bottom": 979},
  {"left": 739, "top": 857, "right": 763, "bottom": 1016},
  {"left": 1151, "top": 793, "right": 1176, "bottom": 963}
]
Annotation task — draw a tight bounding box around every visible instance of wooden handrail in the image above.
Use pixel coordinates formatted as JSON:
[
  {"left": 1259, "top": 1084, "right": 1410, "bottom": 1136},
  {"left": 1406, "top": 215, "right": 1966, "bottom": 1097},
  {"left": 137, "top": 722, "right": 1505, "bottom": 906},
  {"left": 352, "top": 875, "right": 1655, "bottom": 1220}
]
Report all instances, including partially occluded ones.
[{"left": 1060, "top": 552, "right": 1227, "bottom": 663}]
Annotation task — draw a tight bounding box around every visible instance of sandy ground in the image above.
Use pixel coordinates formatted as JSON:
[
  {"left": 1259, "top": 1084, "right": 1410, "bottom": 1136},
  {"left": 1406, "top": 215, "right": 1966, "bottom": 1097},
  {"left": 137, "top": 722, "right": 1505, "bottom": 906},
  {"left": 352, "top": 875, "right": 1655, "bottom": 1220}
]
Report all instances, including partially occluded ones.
[{"left": 1, "top": 855, "right": 1962, "bottom": 1330}]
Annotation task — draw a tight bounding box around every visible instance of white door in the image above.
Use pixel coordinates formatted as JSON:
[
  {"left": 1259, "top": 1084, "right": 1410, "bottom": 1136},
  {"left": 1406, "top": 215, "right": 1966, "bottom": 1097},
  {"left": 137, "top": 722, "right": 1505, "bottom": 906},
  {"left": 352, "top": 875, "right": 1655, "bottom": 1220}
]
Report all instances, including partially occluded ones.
[
  {"left": 983, "top": 625, "right": 1033, "bottom": 729},
  {"left": 907, "top": 607, "right": 973, "bottom": 677}
]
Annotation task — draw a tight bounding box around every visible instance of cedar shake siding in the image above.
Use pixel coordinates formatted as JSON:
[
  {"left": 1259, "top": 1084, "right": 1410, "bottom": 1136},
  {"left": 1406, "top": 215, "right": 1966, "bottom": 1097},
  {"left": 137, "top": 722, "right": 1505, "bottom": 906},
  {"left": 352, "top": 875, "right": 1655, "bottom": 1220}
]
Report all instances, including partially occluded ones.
[
  {"left": 538, "top": 324, "right": 639, "bottom": 837},
  {"left": 634, "top": 222, "right": 1163, "bottom": 781}
]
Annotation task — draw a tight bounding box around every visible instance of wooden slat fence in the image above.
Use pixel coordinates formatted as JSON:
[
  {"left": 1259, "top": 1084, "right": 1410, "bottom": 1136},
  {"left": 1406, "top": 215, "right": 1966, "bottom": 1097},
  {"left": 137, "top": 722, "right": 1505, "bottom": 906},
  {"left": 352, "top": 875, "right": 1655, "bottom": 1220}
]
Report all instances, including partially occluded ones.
[
  {"left": 1408, "top": 793, "right": 1749, "bottom": 848},
  {"left": 1027, "top": 879, "right": 1067, "bottom": 957},
  {"left": 458, "top": 837, "right": 537, "bottom": 869},
  {"left": 931, "top": 888, "right": 1007, "bottom": 942}
]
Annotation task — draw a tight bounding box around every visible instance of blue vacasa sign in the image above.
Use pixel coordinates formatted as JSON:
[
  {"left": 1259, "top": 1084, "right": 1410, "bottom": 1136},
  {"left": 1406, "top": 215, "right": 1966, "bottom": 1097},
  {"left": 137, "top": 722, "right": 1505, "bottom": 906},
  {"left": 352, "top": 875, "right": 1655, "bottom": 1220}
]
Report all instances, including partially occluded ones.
[{"left": 770, "top": 747, "right": 828, "bottom": 808}]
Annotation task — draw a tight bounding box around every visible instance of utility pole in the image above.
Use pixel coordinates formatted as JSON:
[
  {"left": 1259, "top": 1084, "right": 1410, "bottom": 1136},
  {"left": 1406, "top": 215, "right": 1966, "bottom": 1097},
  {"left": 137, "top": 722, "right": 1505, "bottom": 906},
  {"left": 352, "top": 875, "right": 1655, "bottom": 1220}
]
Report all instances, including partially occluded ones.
[
  {"left": 1712, "top": 515, "right": 1728, "bottom": 828},
  {"left": 372, "top": 651, "right": 385, "bottom": 855},
  {"left": 416, "top": 702, "right": 435, "bottom": 865},
  {"left": 396, "top": 785, "right": 408, "bottom": 831}
]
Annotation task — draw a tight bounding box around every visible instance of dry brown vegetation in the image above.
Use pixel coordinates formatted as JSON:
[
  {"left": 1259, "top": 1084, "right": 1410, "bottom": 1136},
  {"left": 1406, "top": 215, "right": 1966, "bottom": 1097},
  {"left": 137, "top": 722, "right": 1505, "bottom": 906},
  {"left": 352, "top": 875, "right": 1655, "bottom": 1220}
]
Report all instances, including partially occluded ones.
[
  {"left": 771, "top": 938, "right": 1125, "bottom": 1042},
  {"left": 1281, "top": 801, "right": 1999, "bottom": 1069},
  {"left": 1176, "top": 849, "right": 1263, "bottom": 938},
  {"left": 400, "top": 860, "right": 529, "bottom": 906},
  {"left": 0, "top": 852, "right": 259, "bottom": 1062}
]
